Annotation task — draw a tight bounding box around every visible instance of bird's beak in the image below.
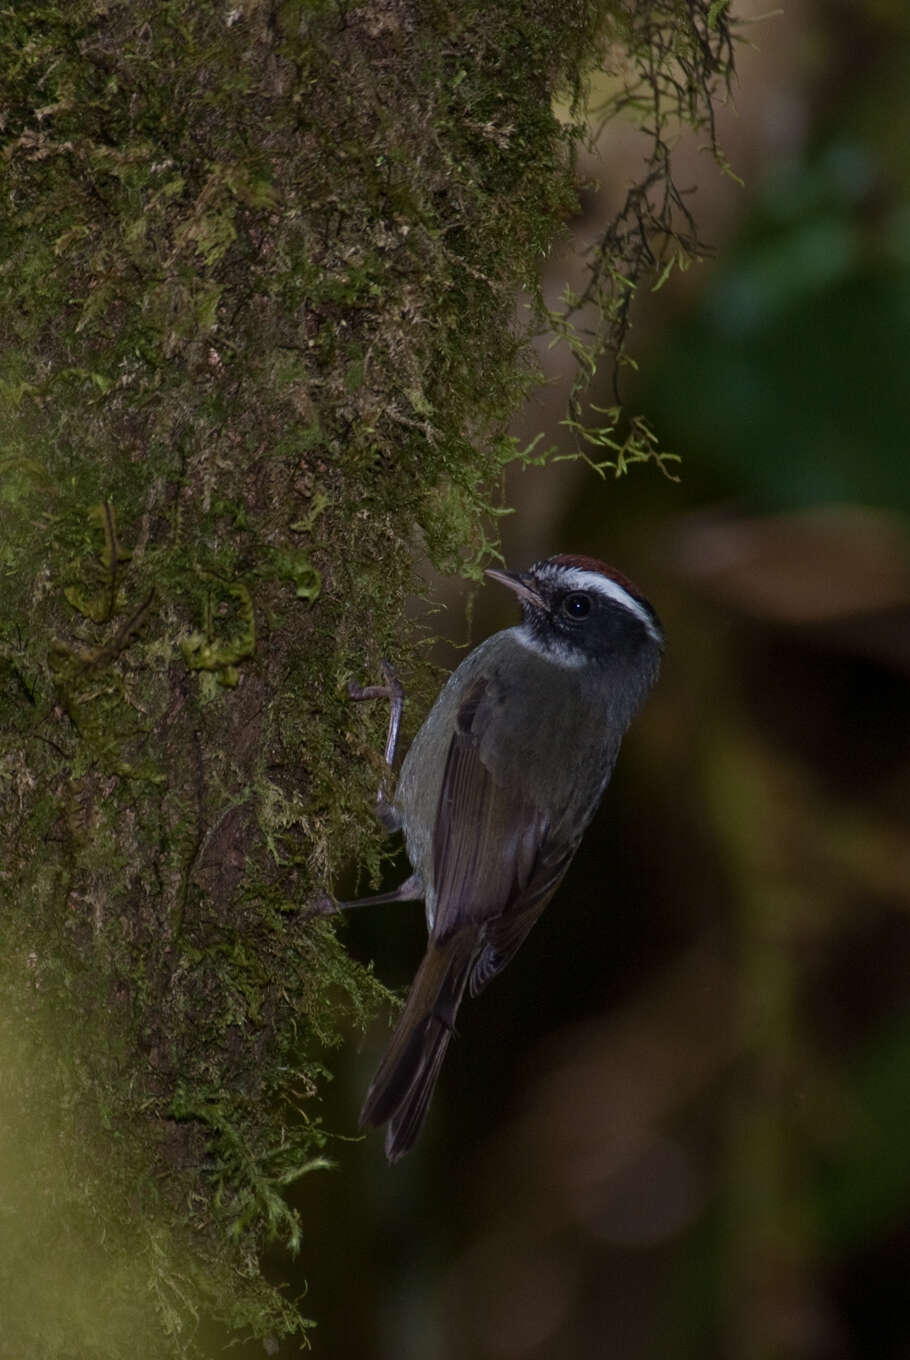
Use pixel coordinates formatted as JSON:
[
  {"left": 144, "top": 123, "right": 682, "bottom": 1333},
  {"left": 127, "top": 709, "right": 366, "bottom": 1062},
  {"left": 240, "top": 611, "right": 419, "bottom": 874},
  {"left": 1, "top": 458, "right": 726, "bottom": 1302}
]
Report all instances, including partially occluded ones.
[{"left": 484, "top": 567, "right": 544, "bottom": 610}]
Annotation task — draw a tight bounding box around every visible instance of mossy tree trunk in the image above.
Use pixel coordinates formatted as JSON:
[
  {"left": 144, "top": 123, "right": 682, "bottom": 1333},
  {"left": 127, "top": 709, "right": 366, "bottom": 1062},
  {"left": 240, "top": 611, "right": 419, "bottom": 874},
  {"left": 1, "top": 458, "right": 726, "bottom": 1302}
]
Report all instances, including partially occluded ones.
[{"left": 0, "top": 1, "right": 732, "bottom": 1353}]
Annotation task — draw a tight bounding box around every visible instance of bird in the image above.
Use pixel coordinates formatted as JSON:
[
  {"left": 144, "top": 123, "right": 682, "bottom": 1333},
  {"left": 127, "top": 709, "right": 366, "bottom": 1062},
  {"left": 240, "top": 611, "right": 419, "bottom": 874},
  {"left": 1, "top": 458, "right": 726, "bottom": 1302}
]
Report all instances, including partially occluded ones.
[{"left": 340, "top": 554, "right": 663, "bottom": 1161}]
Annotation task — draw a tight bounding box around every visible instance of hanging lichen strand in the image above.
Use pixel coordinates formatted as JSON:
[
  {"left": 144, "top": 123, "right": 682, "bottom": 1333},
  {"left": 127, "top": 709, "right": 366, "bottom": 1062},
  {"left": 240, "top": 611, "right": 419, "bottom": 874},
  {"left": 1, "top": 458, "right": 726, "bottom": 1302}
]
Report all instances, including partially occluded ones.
[{"left": 0, "top": 1, "right": 733, "bottom": 1353}]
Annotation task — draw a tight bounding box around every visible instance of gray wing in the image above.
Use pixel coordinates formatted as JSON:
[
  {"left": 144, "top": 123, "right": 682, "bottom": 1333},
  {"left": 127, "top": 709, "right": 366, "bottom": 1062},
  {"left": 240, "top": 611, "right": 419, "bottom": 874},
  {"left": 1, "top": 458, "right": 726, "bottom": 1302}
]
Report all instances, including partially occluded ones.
[{"left": 430, "top": 676, "right": 580, "bottom": 993}]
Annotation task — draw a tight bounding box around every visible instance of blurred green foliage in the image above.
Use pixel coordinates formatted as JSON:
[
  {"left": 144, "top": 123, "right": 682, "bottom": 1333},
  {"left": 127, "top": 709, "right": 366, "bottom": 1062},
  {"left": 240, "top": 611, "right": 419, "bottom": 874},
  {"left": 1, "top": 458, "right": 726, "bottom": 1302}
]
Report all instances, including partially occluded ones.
[{"left": 647, "top": 144, "right": 910, "bottom": 512}]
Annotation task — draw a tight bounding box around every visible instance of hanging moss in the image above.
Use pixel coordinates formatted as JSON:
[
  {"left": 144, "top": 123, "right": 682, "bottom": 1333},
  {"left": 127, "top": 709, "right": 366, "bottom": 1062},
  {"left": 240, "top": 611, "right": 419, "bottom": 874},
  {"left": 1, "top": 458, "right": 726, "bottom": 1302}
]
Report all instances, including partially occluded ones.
[{"left": 0, "top": 0, "right": 733, "bottom": 1352}]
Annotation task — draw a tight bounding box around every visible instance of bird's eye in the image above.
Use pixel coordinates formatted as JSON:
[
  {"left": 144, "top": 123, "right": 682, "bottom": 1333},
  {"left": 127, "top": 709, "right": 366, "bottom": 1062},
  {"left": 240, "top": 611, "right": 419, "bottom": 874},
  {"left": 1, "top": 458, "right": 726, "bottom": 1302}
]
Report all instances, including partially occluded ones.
[{"left": 562, "top": 591, "right": 591, "bottom": 619}]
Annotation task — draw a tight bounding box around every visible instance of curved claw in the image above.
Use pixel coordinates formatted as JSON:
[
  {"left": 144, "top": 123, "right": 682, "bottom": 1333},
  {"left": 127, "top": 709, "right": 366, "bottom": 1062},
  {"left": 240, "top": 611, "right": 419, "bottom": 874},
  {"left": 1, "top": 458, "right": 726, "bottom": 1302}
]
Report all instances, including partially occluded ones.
[
  {"left": 303, "top": 894, "right": 340, "bottom": 920},
  {"left": 348, "top": 679, "right": 381, "bottom": 701}
]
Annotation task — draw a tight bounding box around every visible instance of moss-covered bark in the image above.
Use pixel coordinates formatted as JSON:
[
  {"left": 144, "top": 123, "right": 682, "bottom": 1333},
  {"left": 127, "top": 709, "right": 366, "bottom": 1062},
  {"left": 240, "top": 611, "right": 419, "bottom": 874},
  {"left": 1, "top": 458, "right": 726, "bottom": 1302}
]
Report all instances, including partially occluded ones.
[{"left": 0, "top": 0, "right": 732, "bottom": 1352}]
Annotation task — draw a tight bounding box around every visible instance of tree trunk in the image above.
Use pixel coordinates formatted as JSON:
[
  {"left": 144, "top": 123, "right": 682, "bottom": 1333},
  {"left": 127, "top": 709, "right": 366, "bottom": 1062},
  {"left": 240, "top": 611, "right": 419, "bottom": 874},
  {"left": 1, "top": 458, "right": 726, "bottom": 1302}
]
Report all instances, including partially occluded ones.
[{"left": 0, "top": 0, "right": 732, "bottom": 1351}]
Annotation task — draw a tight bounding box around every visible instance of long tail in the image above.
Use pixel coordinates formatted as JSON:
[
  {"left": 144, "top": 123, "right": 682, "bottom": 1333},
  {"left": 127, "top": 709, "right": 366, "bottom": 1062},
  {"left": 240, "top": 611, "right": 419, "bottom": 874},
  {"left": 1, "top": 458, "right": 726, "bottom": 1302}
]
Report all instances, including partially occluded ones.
[{"left": 360, "top": 935, "right": 473, "bottom": 1162}]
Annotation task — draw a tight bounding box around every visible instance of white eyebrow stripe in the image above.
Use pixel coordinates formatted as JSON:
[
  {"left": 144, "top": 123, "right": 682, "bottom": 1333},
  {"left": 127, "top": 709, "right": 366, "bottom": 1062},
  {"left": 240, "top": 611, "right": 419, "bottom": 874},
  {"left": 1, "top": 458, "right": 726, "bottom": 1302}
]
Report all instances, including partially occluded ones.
[{"left": 555, "top": 568, "right": 661, "bottom": 639}]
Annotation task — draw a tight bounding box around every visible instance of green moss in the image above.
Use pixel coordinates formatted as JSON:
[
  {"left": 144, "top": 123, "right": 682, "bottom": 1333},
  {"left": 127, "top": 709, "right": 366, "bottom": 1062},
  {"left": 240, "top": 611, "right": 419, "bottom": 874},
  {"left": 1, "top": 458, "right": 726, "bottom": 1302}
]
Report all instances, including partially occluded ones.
[{"left": 0, "top": 0, "right": 734, "bottom": 1351}]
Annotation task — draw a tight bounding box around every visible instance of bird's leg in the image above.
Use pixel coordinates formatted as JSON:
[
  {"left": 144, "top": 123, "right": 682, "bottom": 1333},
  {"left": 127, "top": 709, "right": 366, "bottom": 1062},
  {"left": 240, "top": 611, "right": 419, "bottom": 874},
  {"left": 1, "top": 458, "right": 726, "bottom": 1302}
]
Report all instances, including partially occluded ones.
[
  {"left": 311, "top": 661, "right": 420, "bottom": 917},
  {"left": 313, "top": 871, "right": 424, "bottom": 917},
  {"left": 348, "top": 659, "right": 404, "bottom": 833}
]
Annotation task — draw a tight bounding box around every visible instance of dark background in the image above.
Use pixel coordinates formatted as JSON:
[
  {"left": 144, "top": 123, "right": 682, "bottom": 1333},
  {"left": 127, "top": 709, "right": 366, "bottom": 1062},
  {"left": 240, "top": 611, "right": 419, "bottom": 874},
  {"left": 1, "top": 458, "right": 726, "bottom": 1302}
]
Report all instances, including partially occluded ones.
[{"left": 262, "top": 2, "right": 910, "bottom": 1355}]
